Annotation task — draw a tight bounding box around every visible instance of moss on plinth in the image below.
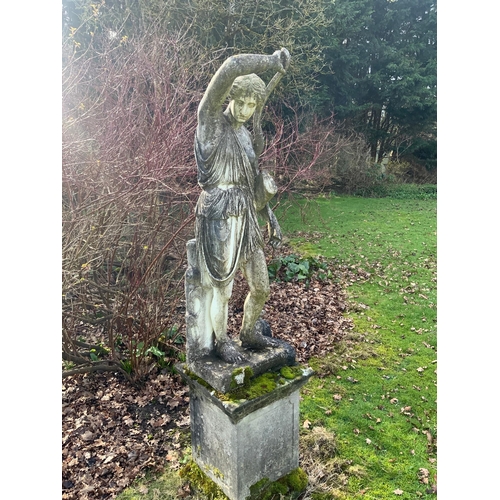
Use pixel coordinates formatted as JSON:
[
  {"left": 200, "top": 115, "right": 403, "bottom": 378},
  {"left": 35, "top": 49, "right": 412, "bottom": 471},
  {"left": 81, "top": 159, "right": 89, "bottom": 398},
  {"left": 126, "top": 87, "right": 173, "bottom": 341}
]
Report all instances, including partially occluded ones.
[
  {"left": 230, "top": 366, "right": 254, "bottom": 390},
  {"left": 221, "top": 371, "right": 279, "bottom": 401},
  {"left": 179, "top": 460, "right": 308, "bottom": 500},
  {"left": 183, "top": 363, "right": 310, "bottom": 404},
  {"left": 279, "top": 365, "right": 304, "bottom": 380},
  {"left": 248, "top": 467, "right": 308, "bottom": 499}
]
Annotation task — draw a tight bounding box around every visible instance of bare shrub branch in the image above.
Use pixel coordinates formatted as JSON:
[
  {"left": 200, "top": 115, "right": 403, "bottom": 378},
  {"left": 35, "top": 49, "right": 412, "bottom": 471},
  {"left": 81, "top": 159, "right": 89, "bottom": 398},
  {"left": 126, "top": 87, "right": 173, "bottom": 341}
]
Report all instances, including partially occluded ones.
[{"left": 62, "top": 28, "right": 202, "bottom": 379}]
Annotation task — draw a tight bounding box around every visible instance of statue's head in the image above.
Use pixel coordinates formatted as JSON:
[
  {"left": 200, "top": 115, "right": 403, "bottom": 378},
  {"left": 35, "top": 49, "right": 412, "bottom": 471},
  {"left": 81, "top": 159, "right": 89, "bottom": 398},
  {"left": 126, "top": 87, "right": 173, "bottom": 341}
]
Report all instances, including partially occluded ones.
[{"left": 228, "top": 74, "right": 266, "bottom": 124}]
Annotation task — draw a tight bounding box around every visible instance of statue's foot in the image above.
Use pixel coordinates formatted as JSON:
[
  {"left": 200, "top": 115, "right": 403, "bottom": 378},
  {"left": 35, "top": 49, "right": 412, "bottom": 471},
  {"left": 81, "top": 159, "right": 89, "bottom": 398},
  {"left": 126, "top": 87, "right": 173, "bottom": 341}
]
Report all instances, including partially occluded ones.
[
  {"left": 215, "top": 339, "right": 247, "bottom": 364},
  {"left": 256, "top": 318, "right": 272, "bottom": 338},
  {"left": 241, "top": 334, "right": 283, "bottom": 349},
  {"left": 240, "top": 320, "right": 282, "bottom": 350}
]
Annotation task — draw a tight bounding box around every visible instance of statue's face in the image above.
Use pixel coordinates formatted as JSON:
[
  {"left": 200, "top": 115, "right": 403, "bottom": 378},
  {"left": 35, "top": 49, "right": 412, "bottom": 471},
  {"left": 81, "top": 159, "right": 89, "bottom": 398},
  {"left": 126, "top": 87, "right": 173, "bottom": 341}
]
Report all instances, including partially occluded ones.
[{"left": 229, "top": 95, "right": 257, "bottom": 123}]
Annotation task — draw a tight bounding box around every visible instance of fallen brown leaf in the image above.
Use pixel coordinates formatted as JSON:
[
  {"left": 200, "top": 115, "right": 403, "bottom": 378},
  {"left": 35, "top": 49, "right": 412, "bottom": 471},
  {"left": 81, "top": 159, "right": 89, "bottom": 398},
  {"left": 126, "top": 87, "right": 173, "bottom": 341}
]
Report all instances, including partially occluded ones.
[{"left": 80, "top": 431, "right": 94, "bottom": 442}]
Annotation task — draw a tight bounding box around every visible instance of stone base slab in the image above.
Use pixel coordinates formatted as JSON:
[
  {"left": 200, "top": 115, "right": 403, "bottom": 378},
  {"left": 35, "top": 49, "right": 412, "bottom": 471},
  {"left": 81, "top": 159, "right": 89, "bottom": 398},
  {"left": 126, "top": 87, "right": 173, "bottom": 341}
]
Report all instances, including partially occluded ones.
[{"left": 186, "top": 339, "right": 296, "bottom": 394}]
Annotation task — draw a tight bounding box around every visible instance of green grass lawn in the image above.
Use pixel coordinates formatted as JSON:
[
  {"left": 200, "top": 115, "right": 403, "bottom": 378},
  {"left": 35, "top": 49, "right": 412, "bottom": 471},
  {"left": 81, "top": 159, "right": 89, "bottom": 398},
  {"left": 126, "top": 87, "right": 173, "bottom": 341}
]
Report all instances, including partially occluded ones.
[{"left": 279, "top": 194, "right": 437, "bottom": 499}]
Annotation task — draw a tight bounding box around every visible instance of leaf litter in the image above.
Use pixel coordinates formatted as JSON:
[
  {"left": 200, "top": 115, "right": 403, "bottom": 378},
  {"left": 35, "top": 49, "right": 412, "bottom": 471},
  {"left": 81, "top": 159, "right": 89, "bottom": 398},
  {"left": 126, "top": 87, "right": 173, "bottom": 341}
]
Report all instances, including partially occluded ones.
[{"left": 62, "top": 251, "right": 354, "bottom": 499}]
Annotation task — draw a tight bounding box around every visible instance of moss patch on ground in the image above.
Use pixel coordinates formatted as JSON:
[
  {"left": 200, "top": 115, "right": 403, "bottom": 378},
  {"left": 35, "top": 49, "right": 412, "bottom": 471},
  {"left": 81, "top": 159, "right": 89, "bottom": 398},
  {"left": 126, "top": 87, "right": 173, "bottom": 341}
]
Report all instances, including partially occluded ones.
[
  {"left": 248, "top": 468, "right": 308, "bottom": 499},
  {"left": 179, "top": 461, "right": 229, "bottom": 500}
]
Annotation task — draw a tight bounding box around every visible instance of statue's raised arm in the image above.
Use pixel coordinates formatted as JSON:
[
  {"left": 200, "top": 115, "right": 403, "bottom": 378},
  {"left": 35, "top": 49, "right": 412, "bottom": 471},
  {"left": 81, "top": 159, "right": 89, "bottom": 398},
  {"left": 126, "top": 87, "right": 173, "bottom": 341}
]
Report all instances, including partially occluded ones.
[{"left": 189, "top": 49, "right": 294, "bottom": 367}]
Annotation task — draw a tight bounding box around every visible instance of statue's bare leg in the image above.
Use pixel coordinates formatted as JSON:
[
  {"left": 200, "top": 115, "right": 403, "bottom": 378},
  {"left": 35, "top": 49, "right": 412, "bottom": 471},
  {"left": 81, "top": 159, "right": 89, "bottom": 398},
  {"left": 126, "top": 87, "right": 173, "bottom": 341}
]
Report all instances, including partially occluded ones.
[
  {"left": 239, "top": 248, "right": 281, "bottom": 349},
  {"left": 211, "top": 282, "right": 246, "bottom": 363}
]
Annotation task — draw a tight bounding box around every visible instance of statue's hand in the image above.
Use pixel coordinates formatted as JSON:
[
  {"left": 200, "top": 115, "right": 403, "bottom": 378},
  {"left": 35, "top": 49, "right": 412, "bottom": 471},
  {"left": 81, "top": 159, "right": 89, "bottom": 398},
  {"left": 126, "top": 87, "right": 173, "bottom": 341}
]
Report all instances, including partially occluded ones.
[
  {"left": 280, "top": 48, "right": 291, "bottom": 71},
  {"left": 273, "top": 48, "right": 291, "bottom": 74},
  {"left": 268, "top": 218, "right": 282, "bottom": 248}
]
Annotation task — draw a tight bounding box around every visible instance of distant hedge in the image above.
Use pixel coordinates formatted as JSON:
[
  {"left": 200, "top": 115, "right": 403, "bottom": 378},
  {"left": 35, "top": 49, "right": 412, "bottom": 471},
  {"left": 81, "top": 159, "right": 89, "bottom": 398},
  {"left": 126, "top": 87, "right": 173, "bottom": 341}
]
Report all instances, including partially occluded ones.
[{"left": 351, "top": 183, "right": 437, "bottom": 199}]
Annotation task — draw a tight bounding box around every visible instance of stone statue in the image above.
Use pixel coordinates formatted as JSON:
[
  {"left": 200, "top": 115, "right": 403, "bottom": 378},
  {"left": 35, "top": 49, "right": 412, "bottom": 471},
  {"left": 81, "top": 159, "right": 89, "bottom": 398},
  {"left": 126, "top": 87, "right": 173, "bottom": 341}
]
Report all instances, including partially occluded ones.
[{"left": 186, "top": 49, "right": 292, "bottom": 366}]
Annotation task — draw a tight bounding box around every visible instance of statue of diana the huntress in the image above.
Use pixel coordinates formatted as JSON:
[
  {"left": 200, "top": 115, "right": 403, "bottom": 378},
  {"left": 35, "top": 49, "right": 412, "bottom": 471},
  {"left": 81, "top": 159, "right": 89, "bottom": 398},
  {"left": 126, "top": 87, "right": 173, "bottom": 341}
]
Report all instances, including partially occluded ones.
[{"left": 185, "top": 49, "right": 294, "bottom": 366}]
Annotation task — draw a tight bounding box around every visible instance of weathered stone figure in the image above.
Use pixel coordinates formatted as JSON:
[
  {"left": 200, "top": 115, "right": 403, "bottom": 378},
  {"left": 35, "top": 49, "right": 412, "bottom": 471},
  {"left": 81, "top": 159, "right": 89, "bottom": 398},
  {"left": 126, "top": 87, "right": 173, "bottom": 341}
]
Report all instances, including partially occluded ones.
[{"left": 192, "top": 49, "right": 291, "bottom": 364}]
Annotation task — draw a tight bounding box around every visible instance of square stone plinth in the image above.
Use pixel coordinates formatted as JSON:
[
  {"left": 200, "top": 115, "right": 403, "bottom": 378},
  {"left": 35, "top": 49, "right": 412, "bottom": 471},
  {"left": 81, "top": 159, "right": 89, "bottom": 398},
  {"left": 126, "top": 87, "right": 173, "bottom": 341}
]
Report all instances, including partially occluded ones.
[{"left": 177, "top": 365, "right": 313, "bottom": 500}]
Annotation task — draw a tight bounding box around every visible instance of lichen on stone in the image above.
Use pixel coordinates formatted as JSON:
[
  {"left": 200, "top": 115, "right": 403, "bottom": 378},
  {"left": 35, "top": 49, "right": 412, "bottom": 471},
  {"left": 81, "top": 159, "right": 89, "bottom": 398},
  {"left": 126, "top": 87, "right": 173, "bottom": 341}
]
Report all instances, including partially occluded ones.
[
  {"left": 230, "top": 366, "right": 254, "bottom": 390},
  {"left": 183, "top": 366, "right": 214, "bottom": 391}
]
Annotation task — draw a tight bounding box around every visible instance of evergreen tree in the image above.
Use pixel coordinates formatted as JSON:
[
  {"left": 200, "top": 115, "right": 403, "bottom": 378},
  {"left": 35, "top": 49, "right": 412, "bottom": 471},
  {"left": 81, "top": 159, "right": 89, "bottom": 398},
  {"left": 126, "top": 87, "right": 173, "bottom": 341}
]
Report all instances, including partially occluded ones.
[{"left": 322, "top": 0, "right": 437, "bottom": 162}]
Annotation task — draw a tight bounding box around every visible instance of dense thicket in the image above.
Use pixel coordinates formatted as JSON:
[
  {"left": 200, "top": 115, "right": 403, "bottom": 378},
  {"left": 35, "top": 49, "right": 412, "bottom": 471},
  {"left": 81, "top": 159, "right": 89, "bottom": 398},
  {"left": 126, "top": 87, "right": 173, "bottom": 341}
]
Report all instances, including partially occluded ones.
[
  {"left": 63, "top": 0, "right": 329, "bottom": 110},
  {"left": 62, "top": 30, "right": 201, "bottom": 379},
  {"left": 63, "top": 0, "right": 436, "bottom": 166}
]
